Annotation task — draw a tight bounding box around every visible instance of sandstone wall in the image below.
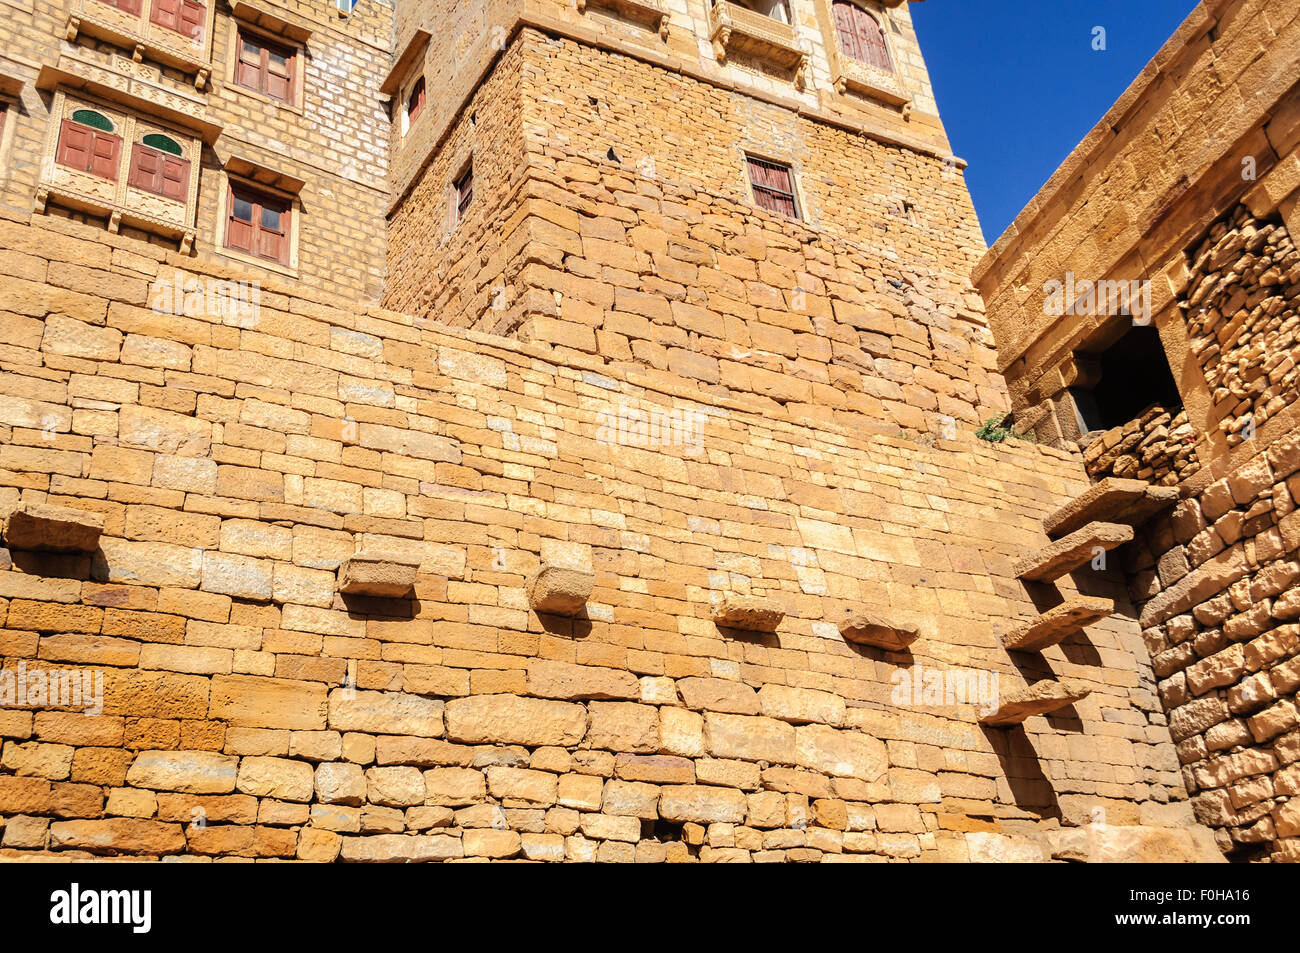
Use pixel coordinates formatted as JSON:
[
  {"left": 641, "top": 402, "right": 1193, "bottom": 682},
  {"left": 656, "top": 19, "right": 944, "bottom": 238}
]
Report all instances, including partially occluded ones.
[
  {"left": 0, "top": 0, "right": 393, "bottom": 301},
  {"left": 386, "top": 29, "right": 1001, "bottom": 436},
  {"left": 971, "top": 0, "right": 1300, "bottom": 863},
  {"left": 0, "top": 209, "right": 1215, "bottom": 861}
]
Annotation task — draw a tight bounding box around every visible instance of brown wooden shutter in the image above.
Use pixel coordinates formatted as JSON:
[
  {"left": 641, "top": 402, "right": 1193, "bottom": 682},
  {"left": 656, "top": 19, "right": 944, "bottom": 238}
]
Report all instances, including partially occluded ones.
[
  {"left": 56, "top": 120, "right": 93, "bottom": 172},
  {"left": 833, "top": 2, "right": 862, "bottom": 62},
  {"left": 746, "top": 156, "right": 798, "bottom": 219},
  {"left": 89, "top": 133, "right": 121, "bottom": 179},
  {"left": 226, "top": 188, "right": 256, "bottom": 255},
  {"left": 128, "top": 143, "right": 162, "bottom": 192},
  {"left": 835, "top": 3, "right": 892, "bottom": 71},
  {"left": 179, "top": 0, "right": 205, "bottom": 40},
  {"left": 150, "top": 0, "right": 180, "bottom": 31},
  {"left": 408, "top": 78, "right": 425, "bottom": 122},
  {"left": 160, "top": 156, "right": 190, "bottom": 202}
]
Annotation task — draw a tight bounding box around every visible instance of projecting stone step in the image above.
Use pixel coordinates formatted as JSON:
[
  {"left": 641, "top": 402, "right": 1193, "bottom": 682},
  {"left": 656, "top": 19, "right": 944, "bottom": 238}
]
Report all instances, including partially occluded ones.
[
  {"left": 1, "top": 503, "right": 104, "bottom": 553},
  {"left": 839, "top": 608, "right": 919, "bottom": 651},
  {"left": 1001, "top": 597, "right": 1115, "bottom": 652},
  {"left": 338, "top": 551, "right": 419, "bottom": 598},
  {"left": 1014, "top": 521, "right": 1133, "bottom": 583},
  {"left": 1044, "top": 477, "right": 1180, "bottom": 538},
  {"left": 526, "top": 563, "right": 594, "bottom": 617},
  {"left": 979, "top": 678, "right": 1092, "bottom": 727},
  {"left": 711, "top": 593, "right": 785, "bottom": 633}
]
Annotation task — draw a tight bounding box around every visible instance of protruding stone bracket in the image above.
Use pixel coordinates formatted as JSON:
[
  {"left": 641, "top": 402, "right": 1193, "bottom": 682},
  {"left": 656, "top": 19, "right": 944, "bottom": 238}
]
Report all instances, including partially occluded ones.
[
  {"left": 1044, "top": 477, "right": 1180, "bottom": 538},
  {"left": 980, "top": 679, "right": 1092, "bottom": 727},
  {"left": 1, "top": 503, "right": 104, "bottom": 553},
  {"left": 1001, "top": 597, "right": 1115, "bottom": 652},
  {"left": 710, "top": 593, "right": 784, "bottom": 633},
  {"left": 1014, "top": 521, "right": 1134, "bottom": 582},
  {"left": 338, "top": 550, "right": 419, "bottom": 598},
  {"left": 839, "top": 607, "right": 919, "bottom": 651},
  {"left": 527, "top": 563, "right": 594, "bottom": 617}
]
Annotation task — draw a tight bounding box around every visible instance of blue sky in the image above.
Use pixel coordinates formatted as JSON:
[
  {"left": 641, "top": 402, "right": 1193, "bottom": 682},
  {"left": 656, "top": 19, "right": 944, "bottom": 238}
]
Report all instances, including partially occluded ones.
[{"left": 911, "top": 0, "right": 1199, "bottom": 246}]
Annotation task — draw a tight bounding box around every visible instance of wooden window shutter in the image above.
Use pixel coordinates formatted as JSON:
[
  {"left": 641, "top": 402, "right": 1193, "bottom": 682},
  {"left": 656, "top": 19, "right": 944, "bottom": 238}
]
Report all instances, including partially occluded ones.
[
  {"left": 746, "top": 156, "right": 798, "bottom": 219},
  {"left": 150, "top": 0, "right": 181, "bottom": 31},
  {"left": 160, "top": 156, "right": 190, "bottom": 202},
  {"left": 97, "top": 0, "right": 144, "bottom": 15},
  {"left": 57, "top": 119, "right": 122, "bottom": 182},
  {"left": 835, "top": 2, "right": 892, "bottom": 71},
  {"left": 55, "top": 120, "right": 93, "bottom": 171},
  {"left": 128, "top": 144, "right": 162, "bottom": 192},
  {"left": 226, "top": 185, "right": 291, "bottom": 265},
  {"left": 179, "top": 0, "right": 205, "bottom": 40},
  {"left": 833, "top": 2, "right": 862, "bottom": 62},
  {"left": 408, "top": 78, "right": 425, "bottom": 122}
]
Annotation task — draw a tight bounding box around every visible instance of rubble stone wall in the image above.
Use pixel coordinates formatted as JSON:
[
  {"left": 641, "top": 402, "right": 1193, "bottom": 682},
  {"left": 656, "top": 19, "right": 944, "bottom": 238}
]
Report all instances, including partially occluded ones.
[
  {"left": 1082, "top": 406, "right": 1203, "bottom": 487},
  {"left": 0, "top": 209, "right": 1217, "bottom": 862},
  {"left": 1128, "top": 430, "right": 1300, "bottom": 861}
]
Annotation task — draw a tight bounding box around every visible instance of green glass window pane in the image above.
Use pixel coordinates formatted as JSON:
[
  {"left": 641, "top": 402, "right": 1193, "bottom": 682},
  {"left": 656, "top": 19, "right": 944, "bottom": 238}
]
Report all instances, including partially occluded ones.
[
  {"left": 70, "top": 110, "right": 114, "bottom": 132},
  {"left": 141, "top": 134, "right": 183, "bottom": 156}
]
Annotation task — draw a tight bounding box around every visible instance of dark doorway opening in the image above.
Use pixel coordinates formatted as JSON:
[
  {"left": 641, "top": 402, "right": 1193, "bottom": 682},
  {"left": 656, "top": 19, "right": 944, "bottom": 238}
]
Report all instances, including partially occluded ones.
[{"left": 1070, "top": 325, "right": 1182, "bottom": 433}]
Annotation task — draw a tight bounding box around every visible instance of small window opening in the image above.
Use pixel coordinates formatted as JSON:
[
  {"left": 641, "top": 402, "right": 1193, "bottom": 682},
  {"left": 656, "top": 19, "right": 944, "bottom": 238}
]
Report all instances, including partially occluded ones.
[{"left": 1071, "top": 325, "right": 1182, "bottom": 433}]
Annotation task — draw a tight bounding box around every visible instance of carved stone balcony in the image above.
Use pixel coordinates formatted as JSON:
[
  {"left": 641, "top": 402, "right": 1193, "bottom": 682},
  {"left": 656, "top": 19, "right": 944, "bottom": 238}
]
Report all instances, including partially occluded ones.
[
  {"left": 709, "top": 1, "right": 809, "bottom": 88},
  {"left": 65, "top": 0, "right": 215, "bottom": 88},
  {"left": 830, "top": 51, "right": 910, "bottom": 107},
  {"left": 577, "top": 0, "right": 670, "bottom": 41}
]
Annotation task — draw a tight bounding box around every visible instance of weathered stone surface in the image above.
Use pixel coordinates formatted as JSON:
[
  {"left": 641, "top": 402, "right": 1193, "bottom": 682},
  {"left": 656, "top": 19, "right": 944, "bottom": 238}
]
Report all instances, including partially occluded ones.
[
  {"left": 1015, "top": 522, "right": 1134, "bottom": 582},
  {"left": 236, "top": 756, "right": 315, "bottom": 802},
  {"left": 980, "top": 679, "right": 1092, "bottom": 727},
  {"left": 710, "top": 594, "right": 785, "bottom": 632},
  {"left": 125, "top": 750, "right": 238, "bottom": 794},
  {"left": 757, "top": 684, "right": 846, "bottom": 725},
  {"left": 658, "top": 784, "right": 748, "bottom": 824},
  {"left": 328, "top": 690, "right": 443, "bottom": 737},
  {"left": 793, "top": 724, "right": 887, "bottom": 781},
  {"left": 526, "top": 659, "right": 638, "bottom": 700},
  {"left": 1049, "top": 824, "right": 1226, "bottom": 863},
  {"left": 1001, "top": 597, "right": 1115, "bottom": 652},
  {"left": 210, "top": 676, "right": 328, "bottom": 731},
  {"left": 339, "top": 833, "right": 464, "bottom": 862},
  {"left": 48, "top": 818, "right": 185, "bottom": 856},
  {"left": 338, "top": 551, "right": 419, "bottom": 598},
  {"left": 2, "top": 503, "right": 104, "bottom": 553},
  {"left": 444, "top": 695, "right": 587, "bottom": 747},
  {"left": 678, "top": 677, "right": 760, "bottom": 714},
  {"left": 838, "top": 607, "right": 919, "bottom": 651},
  {"left": 525, "top": 564, "right": 593, "bottom": 616}
]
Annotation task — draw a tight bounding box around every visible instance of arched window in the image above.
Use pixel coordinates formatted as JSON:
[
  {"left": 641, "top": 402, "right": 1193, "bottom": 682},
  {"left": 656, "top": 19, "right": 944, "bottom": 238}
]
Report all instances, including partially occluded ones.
[
  {"left": 70, "top": 109, "right": 115, "bottom": 133},
  {"left": 833, "top": 1, "right": 892, "bottom": 72},
  {"left": 57, "top": 110, "right": 121, "bottom": 180},
  {"left": 142, "top": 134, "right": 183, "bottom": 156},
  {"left": 129, "top": 132, "right": 190, "bottom": 202}
]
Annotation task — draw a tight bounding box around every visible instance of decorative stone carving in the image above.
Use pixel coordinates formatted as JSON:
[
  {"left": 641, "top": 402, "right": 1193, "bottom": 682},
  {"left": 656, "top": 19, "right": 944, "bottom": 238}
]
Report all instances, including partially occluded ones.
[{"left": 709, "top": 1, "right": 807, "bottom": 87}]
